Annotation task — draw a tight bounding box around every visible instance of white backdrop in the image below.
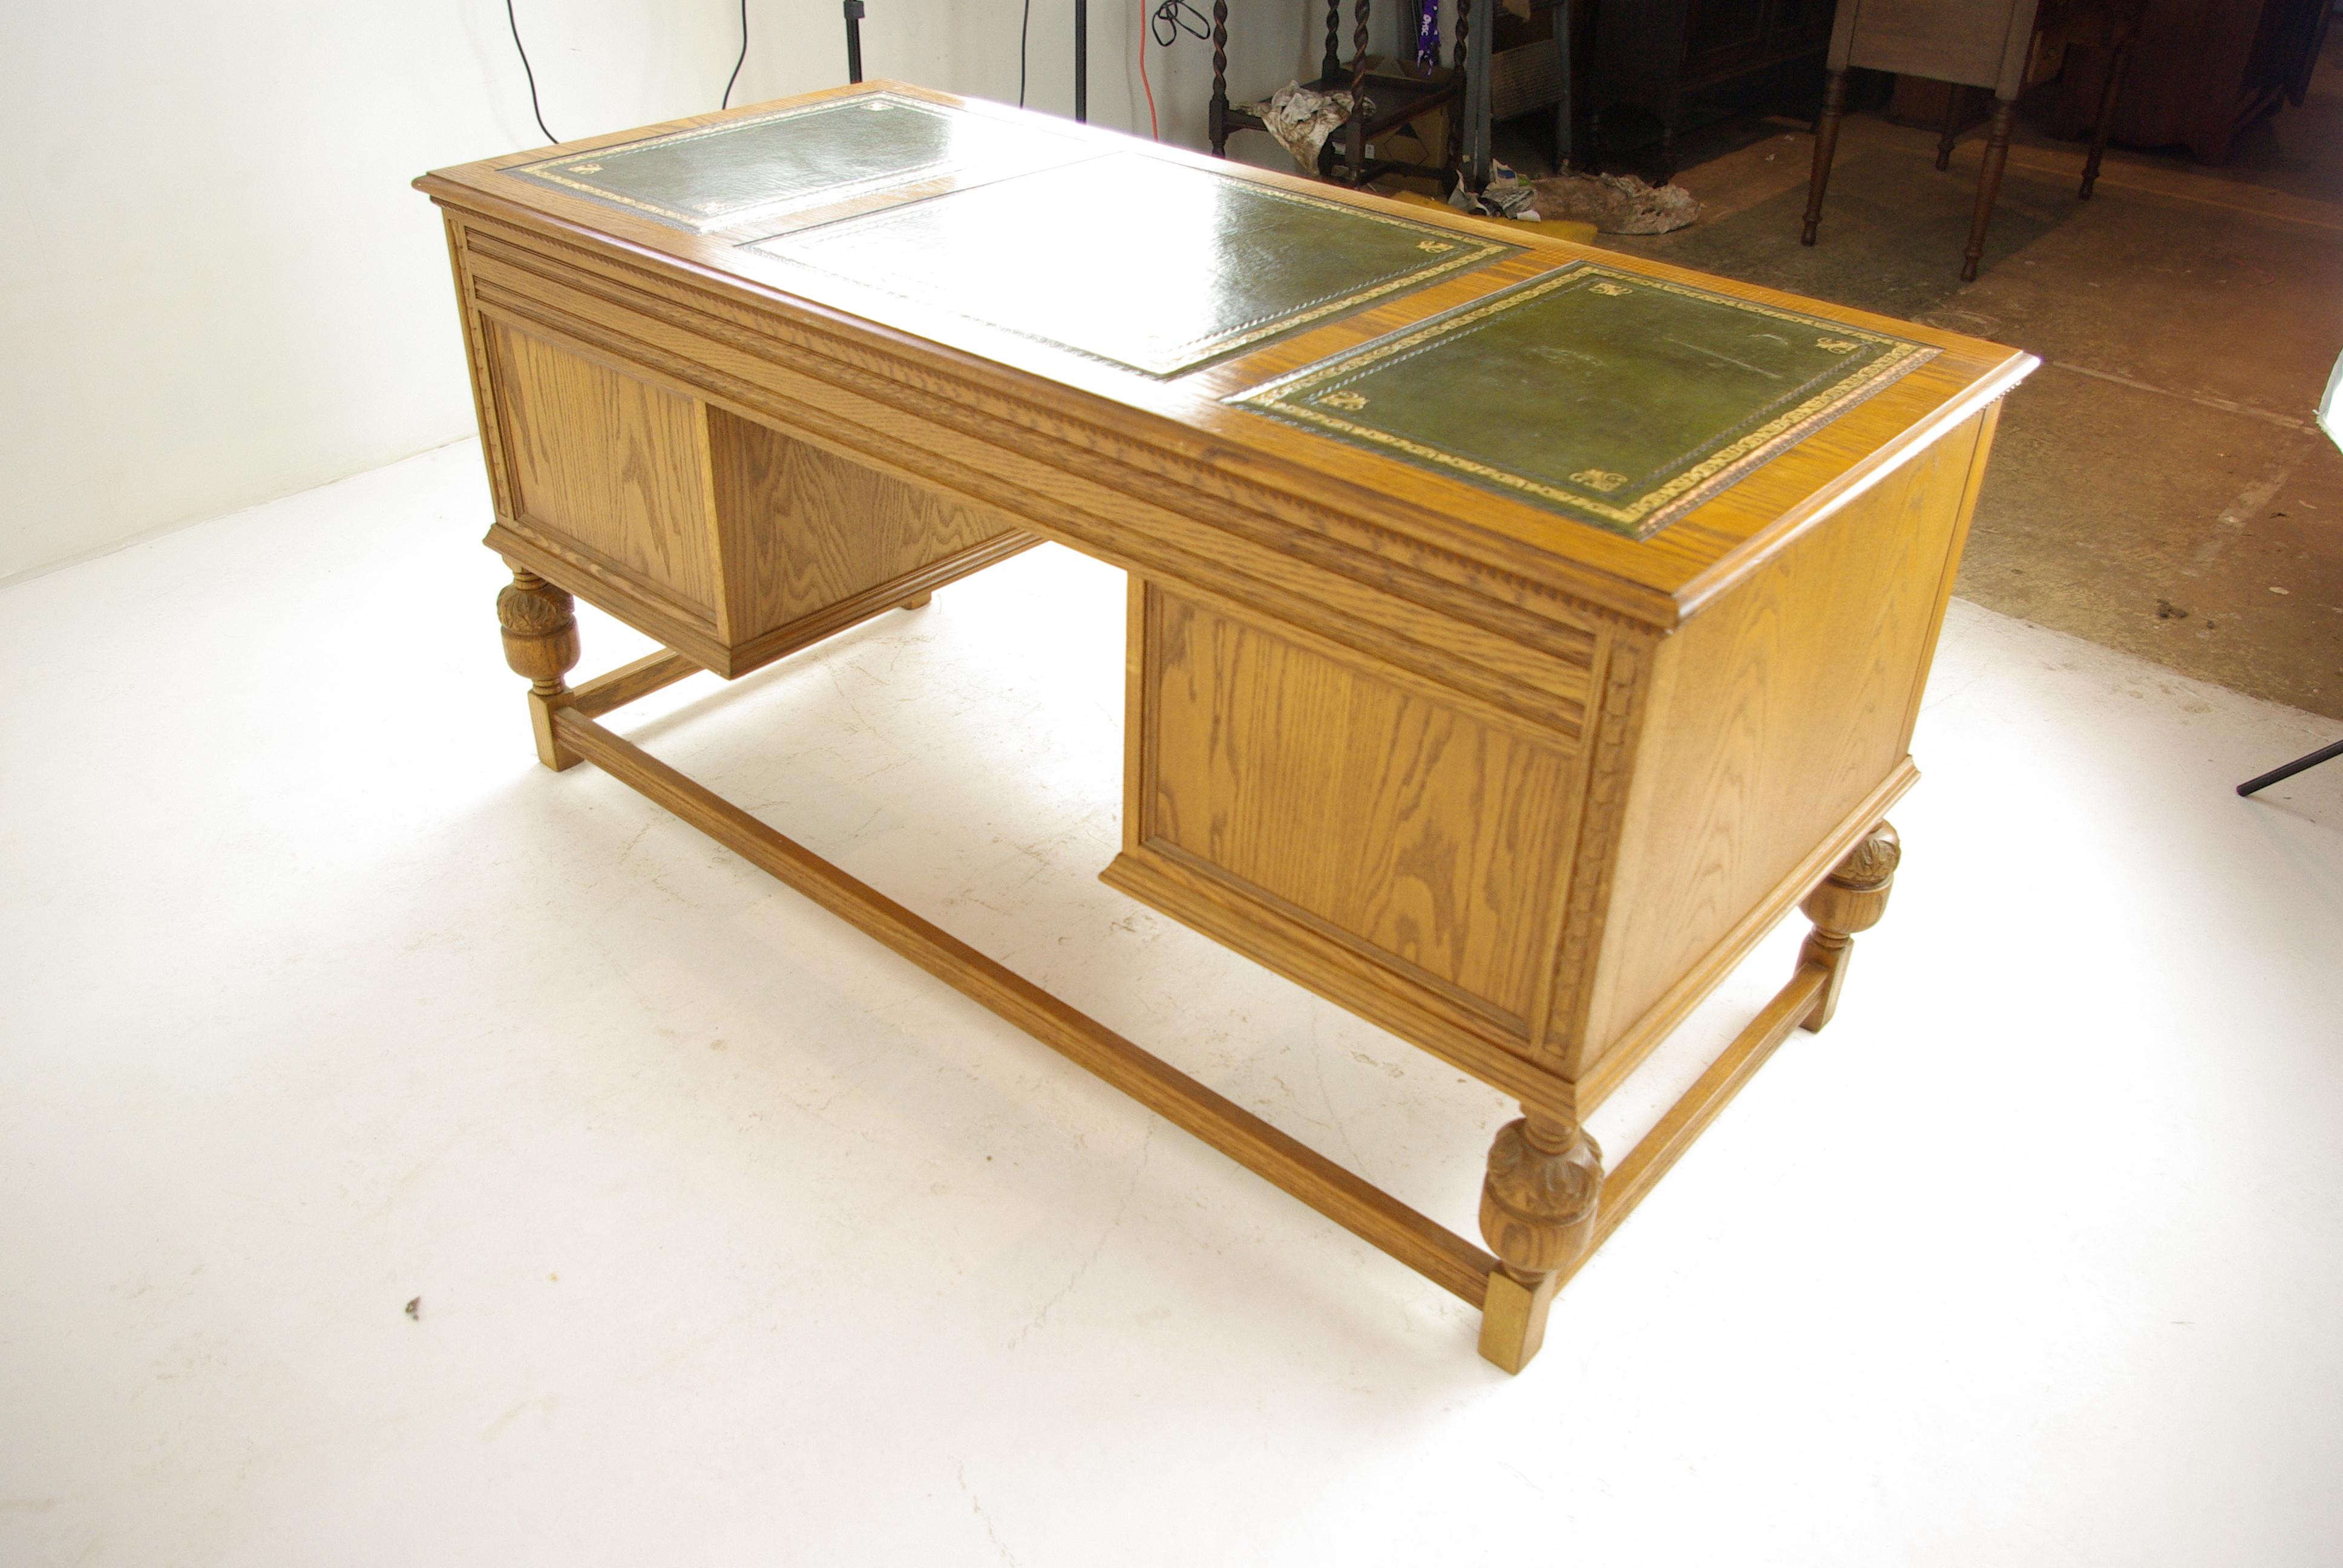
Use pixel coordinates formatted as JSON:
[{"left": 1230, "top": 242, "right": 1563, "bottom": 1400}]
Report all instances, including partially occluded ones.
[{"left": 0, "top": 0, "right": 1363, "bottom": 584}]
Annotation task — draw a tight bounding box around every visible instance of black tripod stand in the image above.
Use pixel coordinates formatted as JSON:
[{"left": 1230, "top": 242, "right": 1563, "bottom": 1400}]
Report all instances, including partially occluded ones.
[{"left": 2239, "top": 738, "right": 2343, "bottom": 797}]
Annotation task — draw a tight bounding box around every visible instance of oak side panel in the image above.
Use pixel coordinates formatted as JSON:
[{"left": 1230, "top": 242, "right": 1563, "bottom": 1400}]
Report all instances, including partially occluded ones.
[
  {"left": 487, "top": 319, "right": 721, "bottom": 619},
  {"left": 1570, "top": 410, "right": 1990, "bottom": 1082},
  {"left": 705, "top": 407, "right": 1026, "bottom": 638},
  {"left": 1134, "top": 587, "right": 1577, "bottom": 1026}
]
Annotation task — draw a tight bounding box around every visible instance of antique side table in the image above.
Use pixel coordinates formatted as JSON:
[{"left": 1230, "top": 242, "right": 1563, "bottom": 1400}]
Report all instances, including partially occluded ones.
[{"left": 416, "top": 83, "right": 2033, "bottom": 1371}]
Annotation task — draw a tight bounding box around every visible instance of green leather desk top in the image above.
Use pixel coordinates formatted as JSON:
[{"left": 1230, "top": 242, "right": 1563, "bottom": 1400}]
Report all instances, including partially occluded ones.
[
  {"left": 423, "top": 83, "right": 2029, "bottom": 606},
  {"left": 511, "top": 91, "right": 1089, "bottom": 233},
  {"left": 745, "top": 152, "right": 1517, "bottom": 376},
  {"left": 1231, "top": 264, "right": 1935, "bottom": 538}
]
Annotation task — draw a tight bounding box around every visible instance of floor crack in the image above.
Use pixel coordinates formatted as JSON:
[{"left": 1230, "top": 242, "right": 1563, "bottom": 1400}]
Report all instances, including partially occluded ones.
[
  {"left": 1008, "top": 1123, "right": 1153, "bottom": 1348},
  {"left": 957, "top": 1462, "right": 1021, "bottom": 1567}
]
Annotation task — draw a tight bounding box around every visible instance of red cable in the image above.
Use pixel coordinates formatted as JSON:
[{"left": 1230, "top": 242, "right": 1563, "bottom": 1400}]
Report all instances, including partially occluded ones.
[{"left": 1138, "top": 2, "right": 1159, "bottom": 139}]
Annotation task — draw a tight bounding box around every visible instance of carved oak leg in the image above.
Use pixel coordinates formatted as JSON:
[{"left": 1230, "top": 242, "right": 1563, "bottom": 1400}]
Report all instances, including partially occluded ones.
[
  {"left": 1801, "top": 69, "right": 1848, "bottom": 246},
  {"left": 497, "top": 567, "right": 582, "bottom": 771},
  {"left": 2080, "top": 42, "right": 2130, "bottom": 198},
  {"left": 1476, "top": 1112, "right": 1602, "bottom": 1373},
  {"left": 1797, "top": 822, "right": 1901, "bottom": 1033},
  {"left": 1962, "top": 99, "right": 2015, "bottom": 282}
]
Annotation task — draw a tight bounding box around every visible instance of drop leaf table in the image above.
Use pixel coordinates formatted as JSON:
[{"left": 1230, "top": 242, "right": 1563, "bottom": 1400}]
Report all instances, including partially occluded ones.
[{"left": 416, "top": 83, "right": 2033, "bottom": 1372}]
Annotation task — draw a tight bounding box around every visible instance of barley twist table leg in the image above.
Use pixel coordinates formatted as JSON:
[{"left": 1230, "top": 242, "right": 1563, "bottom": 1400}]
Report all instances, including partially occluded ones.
[
  {"left": 497, "top": 568, "right": 582, "bottom": 771},
  {"left": 1476, "top": 1112, "right": 1602, "bottom": 1373}
]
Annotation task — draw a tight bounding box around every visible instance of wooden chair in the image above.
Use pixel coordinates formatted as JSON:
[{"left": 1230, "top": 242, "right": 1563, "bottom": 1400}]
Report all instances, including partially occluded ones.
[
  {"left": 1800, "top": 0, "right": 2140, "bottom": 280},
  {"left": 1208, "top": 1, "right": 1475, "bottom": 189}
]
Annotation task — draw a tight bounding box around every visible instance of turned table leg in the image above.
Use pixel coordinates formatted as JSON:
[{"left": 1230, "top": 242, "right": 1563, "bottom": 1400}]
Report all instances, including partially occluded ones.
[
  {"left": 1797, "top": 822, "right": 1901, "bottom": 1033},
  {"left": 2080, "top": 41, "right": 2130, "bottom": 199},
  {"left": 497, "top": 567, "right": 582, "bottom": 771},
  {"left": 1962, "top": 99, "right": 2014, "bottom": 282},
  {"left": 1801, "top": 69, "right": 1849, "bottom": 246},
  {"left": 1477, "top": 1112, "right": 1602, "bottom": 1373}
]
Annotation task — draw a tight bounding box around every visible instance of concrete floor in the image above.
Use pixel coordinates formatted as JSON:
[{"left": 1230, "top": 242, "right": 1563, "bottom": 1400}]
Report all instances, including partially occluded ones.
[
  {"left": 4, "top": 444, "right": 2340, "bottom": 1565},
  {"left": 1602, "top": 46, "right": 2343, "bottom": 720}
]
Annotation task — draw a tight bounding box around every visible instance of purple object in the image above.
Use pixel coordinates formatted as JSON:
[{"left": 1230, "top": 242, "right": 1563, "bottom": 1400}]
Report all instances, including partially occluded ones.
[{"left": 1414, "top": 0, "right": 1441, "bottom": 66}]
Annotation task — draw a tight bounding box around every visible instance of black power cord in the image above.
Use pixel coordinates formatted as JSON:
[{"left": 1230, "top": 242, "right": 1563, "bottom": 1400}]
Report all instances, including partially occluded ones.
[
  {"left": 1018, "top": 0, "right": 1033, "bottom": 107},
  {"left": 505, "top": 2, "right": 755, "bottom": 148},
  {"left": 1151, "top": 0, "right": 1208, "bottom": 46},
  {"left": 723, "top": 0, "right": 750, "bottom": 109},
  {"left": 505, "top": 0, "right": 556, "bottom": 144}
]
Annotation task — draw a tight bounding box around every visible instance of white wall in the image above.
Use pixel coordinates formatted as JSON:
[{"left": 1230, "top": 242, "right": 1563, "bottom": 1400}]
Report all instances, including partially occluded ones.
[{"left": 1, "top": 0, "right": 1362, "bottom": 584}]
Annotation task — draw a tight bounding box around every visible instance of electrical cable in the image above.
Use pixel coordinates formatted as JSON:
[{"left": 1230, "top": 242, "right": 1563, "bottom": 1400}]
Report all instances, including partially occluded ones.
[
  {"left": 1150, "top": 0, "right": 1208, "bottom": 47},
  {"left": 1137, "top": 0, "right": 1159, "bottom": 140},
  {"left": 1018, "top": 0, "right": 1034, "bottom": 107},
  {"left": 505, "top": 0, "right": 557, "bottom": 144},
  {"left": 722, "top": 0, "right": 750, "bottom": 109}
]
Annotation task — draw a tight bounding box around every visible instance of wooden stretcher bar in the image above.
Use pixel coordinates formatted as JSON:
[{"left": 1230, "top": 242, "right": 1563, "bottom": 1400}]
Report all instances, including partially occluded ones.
[{"left": 546, "top": 659, "right": 1840, "bottom": 1328}]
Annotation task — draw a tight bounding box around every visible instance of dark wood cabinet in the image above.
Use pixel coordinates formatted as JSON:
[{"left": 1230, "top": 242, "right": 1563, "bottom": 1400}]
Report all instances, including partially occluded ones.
[
  {"left": 1592, "top": 0, "right": 1835, "bottom": 170},
  {"left": 2046, "top": 0, "right": 2328, "bottom": 162}
]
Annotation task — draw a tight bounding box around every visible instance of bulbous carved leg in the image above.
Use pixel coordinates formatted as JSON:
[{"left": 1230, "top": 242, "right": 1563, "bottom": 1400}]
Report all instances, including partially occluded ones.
[
  {"left": 496, "top": 568, "right": 582, "bottom": 771},
  {"left": 1476, "top": 1112, "right": 1602, "bottom": 1373},
  {"left": 1797, "top": 821, "right": 1901, "bottom": 1033}
]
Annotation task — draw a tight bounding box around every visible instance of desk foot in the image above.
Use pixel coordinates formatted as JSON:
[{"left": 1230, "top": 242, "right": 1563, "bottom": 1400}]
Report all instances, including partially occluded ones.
[
  {"left": 1476, "top": 1114, "right": 1601, "bottom": 1373},
  {"left": 497, "top": 568, "right": 582, "bottom": 771},
  {"left": 899, "top": 591, "right": 933, "bottom": 610},
  {"left": 1797, "top": 822, "right": 1900, "bottom": 1032}
]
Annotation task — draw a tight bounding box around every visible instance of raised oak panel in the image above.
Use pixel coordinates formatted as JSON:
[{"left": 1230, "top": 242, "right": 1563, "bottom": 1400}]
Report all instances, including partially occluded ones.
[
  {"left": 488, "top": 319, "right": 719, "bottom": 619},
  {"left": 1137, "top": 587, "right": 1575, "bottom": 1024},
  {"left": 1572, "top": 410, "right": 1989, "bottom": 1080},
  {"left": 705, "top": 407, "right": 1023, "bottom": 634}
]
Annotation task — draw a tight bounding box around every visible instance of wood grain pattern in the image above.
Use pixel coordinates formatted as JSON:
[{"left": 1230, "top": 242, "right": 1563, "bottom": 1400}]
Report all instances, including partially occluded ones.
[
  {"left": 706, "top": 405, "right": 1022, "bottom": 633},
  {"left": 1138, "top": 586, "right": 1574, "bottom": 1026},
  {"left": 1570, "top": 411, "right": 1988, "bottom": 1083},
  {"left": 488, "top": 320, "right": 720, "bottom": 619}
]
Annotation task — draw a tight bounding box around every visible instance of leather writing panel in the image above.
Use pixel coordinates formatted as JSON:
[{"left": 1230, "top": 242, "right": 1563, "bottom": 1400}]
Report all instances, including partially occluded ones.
[
  {"left": 1230, "top": 264, "right": 1935, "bottom": 538},
  {"left": 746, "top": 152, "right": 1518, "bottom": 376},
  {"left": 508, "top": 93, "right": 1089, "bottom": 232}
]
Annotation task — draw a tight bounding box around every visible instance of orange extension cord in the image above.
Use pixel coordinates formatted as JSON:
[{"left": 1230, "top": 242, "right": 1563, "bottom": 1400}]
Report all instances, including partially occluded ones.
[{"left": 1138, "top": 0, "right": 1159, "bottom": 139}]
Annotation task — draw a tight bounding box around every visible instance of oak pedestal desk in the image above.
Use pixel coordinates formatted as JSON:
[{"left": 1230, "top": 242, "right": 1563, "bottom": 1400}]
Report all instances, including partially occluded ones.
[{"left": 417, "top": 83, "right": 2034, "bottom": 1373}]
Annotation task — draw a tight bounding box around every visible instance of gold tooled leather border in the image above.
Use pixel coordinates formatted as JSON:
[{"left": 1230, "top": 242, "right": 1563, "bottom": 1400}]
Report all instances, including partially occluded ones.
[{"left": 1230, "top": 264, "right": 1938, "bottom": 538}]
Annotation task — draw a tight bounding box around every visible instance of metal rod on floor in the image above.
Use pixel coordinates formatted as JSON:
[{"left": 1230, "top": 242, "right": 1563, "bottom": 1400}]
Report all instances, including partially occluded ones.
[
  {"left": 2238, "top": 737, "right": 2343, "bottom": 796},
  {"left": 1074, "top": 0, "right": 1088, "bottom": 121},
  {"left": 844, "top": 0, "right": 866, "bottom": 83}
]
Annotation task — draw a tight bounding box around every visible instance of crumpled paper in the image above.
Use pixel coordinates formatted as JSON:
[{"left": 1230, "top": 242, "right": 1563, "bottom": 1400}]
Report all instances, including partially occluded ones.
[
  {"left": 1240, "top": 81, "right": 1371, "bottom": 171},
  {"left": 1527, "top": 170, "right": 1701, "bottom": 234},
  {"left": 1449, "top": 160, "right": 1542, "bottom": 220}
]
